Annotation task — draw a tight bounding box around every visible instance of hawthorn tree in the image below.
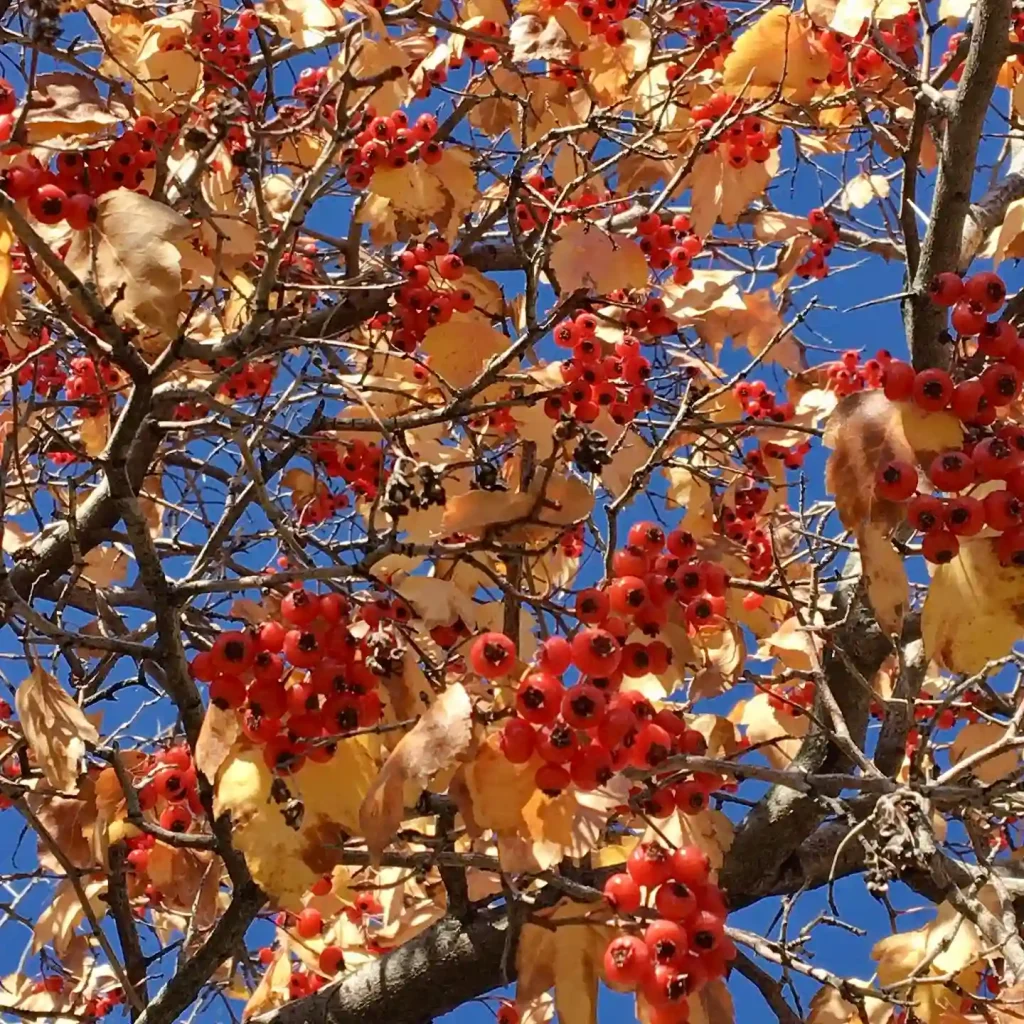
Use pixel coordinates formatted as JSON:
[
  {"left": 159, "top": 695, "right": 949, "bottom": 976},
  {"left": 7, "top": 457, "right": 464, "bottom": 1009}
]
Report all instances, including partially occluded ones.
[{"left": 3, "top": 0, "right": 1024, "bottom": 1021}]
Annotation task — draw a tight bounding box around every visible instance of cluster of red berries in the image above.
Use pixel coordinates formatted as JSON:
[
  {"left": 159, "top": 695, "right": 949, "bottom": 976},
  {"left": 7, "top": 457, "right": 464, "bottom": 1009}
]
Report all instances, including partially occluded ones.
[
  {"left": 187, "top": 9, "right": 257, "bottom": 89},
  {"left": 4, "top": 327, "right": 65, "bottom": 394},
  {"left": 342, "top": 107, "right": 443, "bottom": 188},
  {"left": 602, "top": 842, "right": 733, "bottom": 1024},
  {"left": 514, "top": 172, "right": 620, "bottom": 232},
  {"left": 468, "top": 522, "right": 734, "bottom": 795},
  {"left": 28, "top": 978, "right": 125, "bottom": 1019},
  {"left": 546, "top": 312, "right": 657, "bottom": 426},
  {"left": 560, "top": 523, "right": 586, "bottom": 558},
  {"left": 928, "top": 270, "right": 1009, "bottom": 337},
  {"left": 715, "top": 484, "right": 778, "bottom": 581},
  {"left": 544, "top": 0, "right": 633, "bottom": 42},
  {"left": 65, "top": 355, "right": 120, "bottom": 417},
  {"left": 796, "top": 208, "right": 840, "bottom": 280},
  {"left": 693, "top": 97, "right": 776, "bottom": 169},
  {"left": 670, "top": 2, "right": 732, "bottom": 69},
  {"left": 940, "top": 32, "right": 966, "bottom": 83},
  {"left": 635, "top": 211, "right": 704, "bottom": 282},
  {"left": 0, "top": 114, "right": 174, "bottom": 227},
  {"left": 217, "top": 357, "right": 275, "bottom": 401},
  {"left": 820, "top": 348, "right": 889, "bottom": 397},
  {"left": 311, "top": 437, "right": 388, "bottom": 503},
  {"left": 361, "top": 236, "right": 475, "bottom": 356},
  {"left": 872, "top": 280, "right": 1024, "bottom": 564},
  {"left": 189, "top": 587, "right": 386, "bottom": 775},
  {"left": 818, "top": 25, "right": 893, "bottom": 88}
]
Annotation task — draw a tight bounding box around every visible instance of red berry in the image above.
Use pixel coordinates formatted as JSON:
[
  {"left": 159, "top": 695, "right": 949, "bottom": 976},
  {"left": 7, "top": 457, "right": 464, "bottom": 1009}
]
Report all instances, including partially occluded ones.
[
  {"left": 882, "top": 360, "right": 915, "bottom": 401},
  {"left": 470, "top": 632, "right": 517, "bottom": 678},
  {"left": 158, "top": 805, "right": 191, "bottom": 832},
  {"left": 907, "top": 493, "right": 944, "bottom": 532},
  {"left": 499, "top": 718, "right": 536, "bottom": 763},
  {"left": 497, "top": 1002, "right": 520, "bottom": 1024},
  {"left": 535, "top": 721, "right": 579, "bottom": 764},
  {"left": 569, "top": 742, "right": 613, "bottom": 789},
  {"left": 950, "top": 379, "right": 988, "bottom": 423},
  {"left": 571, "top": 628, "right": 621, "bottom": 676},
  {"left": 628, "top": 521, "right": 666, "bottom": 552},
  {"left": 974, "top": 436, "right": 1023, "bottom": 481},
  {"left": 943, "top": 496, "right": 984, "bottom": 536},
  {"left": 997, "top": 526, "right": 1024, "bottom": 566},
  {"left": 981, "top": 362, "right": 1022, "bottom": 405},
  {"left": 29, "top": 184, "right": 68, "bottom": 225},
  {"left": 654, "top": 880, "right": 698, "bottom": 921},
  {"left": 964, "top": 271, "right": 1006, "bottom": 312},
  {"left": 296, "top": 907, "right": 323, "bottom": 938},
  {"left": 874, "top": 460, "right": 918, "bottom": 502},
  {"left": 319, "top": 945, "right": 345, "bottom": 973},
  {"left": 928, "top": 450, "right": 975, "bottom": 492},
  {"left": 575, "top": 587, "right": 610, "bottom": 624},
  {"left": 644, "top": 919, "right": 688, "bottom": 966},
  {"left": 561, "top": 683, "right": 606, "bottom": 729},
  {"left": 912, "top": 368, "right": 953, "bottom": 411},
  {"left": 921, "top": 529, "right": 960, "bottom": 564},
  {"left": 627, "top": 841, "right": 674, "bottom": 888},
  {"left": 983, "top": 490, "right": 1024, "bottom": 531},
  {"left": 950, "top": 300, "right": 987, "bottom": 336},
  {"left": 604, "top": 935, "right": 652, "bottom": 991},
  {"left": 670, "top": 845, "right": 710, "bottom": 887},
  {"left": 534, "top": 762, "right": 571, "bottom": 795},
  {"left": 537, "top": 636, "right": 573, "bottom": 674},
  {"left": 515, "top": 671, "right": 565, "bottom": 725},
  {"left": 632, "top": 722, "right": 673, "bottom": 768},
  {"left": 927, "top": 271, "right": 963, "bottom": 307},
  {"left": 604, "top": 872, "right": 642, "bottom": 912}
]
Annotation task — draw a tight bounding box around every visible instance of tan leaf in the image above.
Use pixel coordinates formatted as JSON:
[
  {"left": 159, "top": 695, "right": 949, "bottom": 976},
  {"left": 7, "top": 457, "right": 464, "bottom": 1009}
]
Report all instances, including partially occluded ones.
[
  {"left": 22, "top": 72, "right": 129, "bottom": 143},
  {"left": 872, "top": 898, "right": 989, "bottom": 1018},
  {"left": 359, "top": 683, "right": 475, "bottom": 856},
  {"left": 78, "top": 412, "right": 109, "bottom": 457},
  {"left": 733, "top": 691, "right": 809, "bottom": 767},
  {"left": 64, "top": 190, "right": 192, "bottom": 340},
  {"left": 577, "top": 17, "right": 651, "bottom": 104},
  {"left": 32, "top": 877, "right": 107, "bottom": 956},
  {"left": 369, "top": 162, "right": 446, "bottom": 222},
  {"left": 194, "top": 705, "right": 241, "bottom": 784},
  {"left": 858, "top": 524, "right": 908, "bottom": 635},
  {"left": 753, "top": 210, "right": 808, "bottom": 241},
  {"left": 509, "top": 14, "right": 573, "bottom": 63},
  {"left": 393, "top": 576, "right": 478, "bottom": 629},
  {"left": 807, "top": 984, "right": 892, "bottom": 1024},
  {"left": 722, "top": 7, "right": 830, "bottom": 102},
  {"left": 16, "top": 667, "right": 98, "bottom": 791},
  {"left": 840, "top": 172, "right": 891, "bottom": 210},
  {"left": 949, "top": 721, "right": 1021, "bottom": 784},
  {"left": 242, "top": 948, "right": 292, "bottom": 1019},
  {"left": 517, "top": 898, "right": 613, "bottom": 1024},
  {"left": 81, "top": 545, "right": 128, "bottom": 587},
  {"left": 549, "top": 221, "right": 649, "bottom": 296},
  {"left": 922, "top": 537, "right": 1024, "bottom": 673}
]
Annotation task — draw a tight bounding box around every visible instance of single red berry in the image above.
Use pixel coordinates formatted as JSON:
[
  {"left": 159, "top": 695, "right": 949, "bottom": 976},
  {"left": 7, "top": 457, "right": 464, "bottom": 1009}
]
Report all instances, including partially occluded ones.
[
  {"left": 627, "top": 841, "right": 674, "bottom": 888},
  {"left": 928, "top": 450, "right": 975, "bottom": 492},
  {"left": 500, "top": 717, "right": 537, "bottom": 763},
  {"left": 875, "top": 460, "right": 918, "bottom": 502},
  {"left": 654, "top": 880, "right": 698, "bottom": 922},
  {"left": 603, "top": 872, "right": 642, "bottom": 913},
  {"left": 927, "top": 271, "right": 964, "bottom": 307},
  {"left": 604, "top": 935, "right": 652, "bottom": 991},
  {"left": 470, "top": 632, "right": 517, "bottom": 678},
  {"left": 921, "top": 529, "right": 960, "bottom": 564},
  {"left": 670, "top": 845, "right": 710, "bottom": 887},
  {"left": 516, "top": 671, "right": 565, "bottom": 725},
  {"left": 907, "top": 493, "right": 944, "bottom": 532},
  {"left": 912, "top": 368, "right": 953, "bottom": 411},
  {"left": 296, "top": 907, "right": 323, "bottom": 938}
]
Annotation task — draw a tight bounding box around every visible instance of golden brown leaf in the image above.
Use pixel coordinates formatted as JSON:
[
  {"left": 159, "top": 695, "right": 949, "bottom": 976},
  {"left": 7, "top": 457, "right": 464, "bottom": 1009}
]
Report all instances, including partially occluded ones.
[
  {"left": 22, "top": 73, "right": 129, "bottom": 143},
  {"left": 723, "top": 7, "right": 830, "bottom": 102},
  {"left": 549, "top": 221, "right": 649, "bottom": 296},
  {"left": 949, "top": 721, "right": 1022, "bottom": 784},
  {"left": 858, "top": 524, "right": 908, "bottom": 635}
]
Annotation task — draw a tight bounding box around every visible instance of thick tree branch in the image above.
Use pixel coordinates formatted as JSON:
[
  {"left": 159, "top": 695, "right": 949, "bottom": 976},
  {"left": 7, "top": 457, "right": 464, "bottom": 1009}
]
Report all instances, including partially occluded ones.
[{"left": 904, "top": 0, "right": 1011, "bottom": 369}]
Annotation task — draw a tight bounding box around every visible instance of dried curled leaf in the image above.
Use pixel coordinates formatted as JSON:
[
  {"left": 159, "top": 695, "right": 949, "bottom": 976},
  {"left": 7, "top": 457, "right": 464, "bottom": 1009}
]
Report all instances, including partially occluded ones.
[
  {"left": 359, "top": 682, "right": 475, "bottom": 856},
  {"left": 16, "top": 667, "right": 99, "bottom": 792},
  {"left": 64, "top": 190, "right": 192, "bottom": 340}
]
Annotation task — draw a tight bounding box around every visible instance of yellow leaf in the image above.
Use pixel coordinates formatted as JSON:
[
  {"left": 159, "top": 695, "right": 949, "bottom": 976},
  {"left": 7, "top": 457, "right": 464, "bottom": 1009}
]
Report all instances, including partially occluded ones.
[
  {"left": 723, "top": 7, "right": 830, "bottom": 103},
  {"left": 214, "top": 739, "right": 377, "bottom": 906},
  {"left": 517, "top": 899, "right": 613, "bottom": 1024},
  {"left": 359, "top": 683, "right": 475, "bottom": 856},
  {"left": 753, "top": 210, "right": 808, "bottom": 241},
  {"left": 420, "top": 311, "right": 510, "bottom": 388},
  {"left": 549, "top": 221, "right": 649, "bottom": 296},
  {"left": 896, "top": 401, "right": 963, "bottom": 455},
  {"left": 194, "top": 705, "right": 241, "bottom": 784},
  {"left": 922, "top": 537, "right": 1024, "bottom": 673},
  {"left": 16, "top": 667, "right": 99, "bottom": 792},
  {"left": 370, "top": 162, "right": 446, "bottom": 222},
  {"left": 509, "top": 14, "right": 573, "bottom": 63},
  {"left": 78, "top": 412, "right": 109, "bottom": 457},
  {"left": 64, "top": 189, "right": 192, "bottom": 340},
  {"left": 858, "top": 524, "right": 908, "bottom": 635},
  {"left": 427, "top": 148, "right": 479, "bottom": 241}
]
